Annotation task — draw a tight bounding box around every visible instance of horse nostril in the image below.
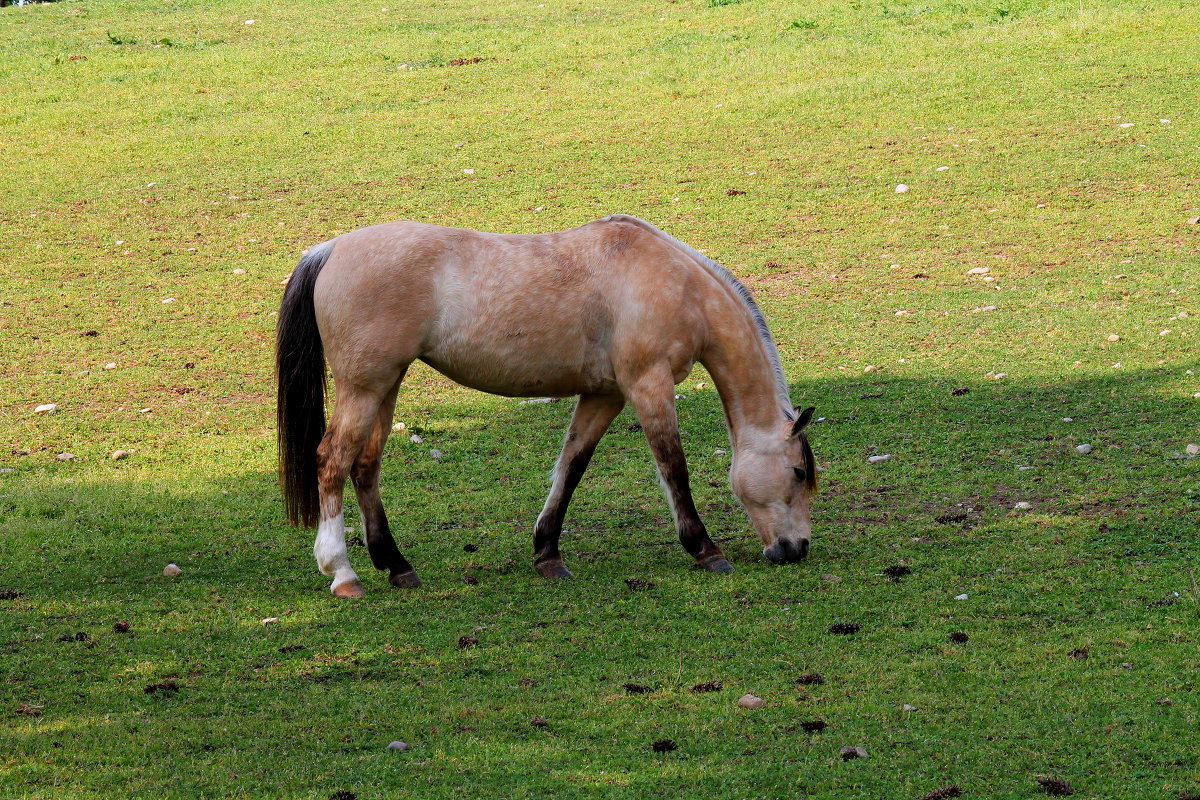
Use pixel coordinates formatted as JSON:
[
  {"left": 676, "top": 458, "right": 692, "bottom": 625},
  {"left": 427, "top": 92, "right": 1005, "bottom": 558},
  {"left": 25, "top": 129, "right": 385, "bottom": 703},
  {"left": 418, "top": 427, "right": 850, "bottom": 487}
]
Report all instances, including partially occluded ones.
[{"left": 798, "top": 539, "right": 810, "bottom": 559}]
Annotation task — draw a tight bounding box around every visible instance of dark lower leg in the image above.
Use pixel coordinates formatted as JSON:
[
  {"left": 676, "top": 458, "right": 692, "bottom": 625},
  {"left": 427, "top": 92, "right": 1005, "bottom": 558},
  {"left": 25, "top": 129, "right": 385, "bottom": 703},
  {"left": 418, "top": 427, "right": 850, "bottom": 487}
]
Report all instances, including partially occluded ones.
[{"left": 534, "top": 394, "right": 624, "bottom": 577}]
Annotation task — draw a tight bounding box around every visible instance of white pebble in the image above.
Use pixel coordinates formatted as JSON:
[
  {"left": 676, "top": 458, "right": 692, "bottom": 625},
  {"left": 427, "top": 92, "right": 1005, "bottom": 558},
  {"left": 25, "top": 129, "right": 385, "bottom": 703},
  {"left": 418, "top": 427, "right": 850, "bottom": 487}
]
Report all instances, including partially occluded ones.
[
  {"left": 976, "top": 305, "right": 998, "bottom": 312},
  {"left": 935, "top": 166, "right": 949, "bottom": 171},
  {"left": 694, "top": 382, "right": 707, "bottom": 390},
  {"left": 714, "top": 449, "right": 727, "bottom": 456},
  {"left": 902, "top": 703, "right": 918, "bottom": 711},
  {"left": 261, "top": 617, "right": 279, "bottom": 625},
  {"left": 162, "top": 563, "right": 182, "bottom": 576},
  {"left": 56, "top": 453, "right": 75, "bottom": 461},
  {"left": 1161, "top": 119, "right": 1171, "bottom": 124},
  {"left": 232, "top": 268, "right": 246, "bottom": 275},
  {"left": 429, "top": 449, "right": 443, "bottom": 460},
  {"left": 895, "top": 184, "right": 909, "bottom": 193},
  {"left": 863, "top": 365, "right": 877, "bottom": 373},
  {"left": 410, "top": 434, "right": 424, "bottom": 444},
  {"left": 103, "top": 362, "right": 117, "bottom": 370},
  {"left": 244, "top": 19, "right": 256, "bottom": 24},
  {"left": 895, "top": 310, "right": 913, "bottom": 316},
  {"left": 1075, "top": 444, "right": 1093, "bottom": 454},
  {"left": 392, "top": 422, "right": 407, "bottom": 431},
  {"left": 737, "top": 693, "right": 766, "bottom": 709},
  {"left": 1186, "top": 444, "right": 1200, "bottom": 456},
  {"left": 463, "top": 168, "right": 475, "bottom": 175},
  {"left": 1107, "top": 334, "right": 1120, "bottom": 342},
  {"left": 161, "top": 297, "right": 177, "bottom": 304},
  {"left": 1118, "top": 122, "right": 1134, "bottom": 128},
  {"left": 1062, "top": 417, "right": 1073, "bottom": 422},
  {"left": 1014, "top": 502, "right": 1033, "bottom": 510},
  {"left": 867, "top": 454, "right": 892, "bottom": 464},
  {"left": 34, "top": 403, "right": 58, "bottom": 414},
  {"left": 387, "top": 741, "right": 408, "bottom": 751},
  {"left": 0, "top": 468, "right": 13, "bottom": 474},
  {"left": 1111, "top": 363, "right": 1122, "bottom": 369},
  {"left": 1159, "top": 329, "right": 1172, "bottom": 336},
  {"left": 954, "top": 593, "right": 969, "bottom": 600},
  {"left": 111, "top": 450, "right": 130, "bottom": 460},
  {"left": 966, "top": 267, "right": 990, "bottom": 276}
]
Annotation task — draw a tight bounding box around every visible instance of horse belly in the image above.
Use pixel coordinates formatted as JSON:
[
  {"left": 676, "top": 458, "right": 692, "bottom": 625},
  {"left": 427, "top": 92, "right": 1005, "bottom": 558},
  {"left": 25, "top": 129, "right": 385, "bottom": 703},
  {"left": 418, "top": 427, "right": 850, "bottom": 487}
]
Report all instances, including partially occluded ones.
[{"left": 421, "top": 331, "right": 618, "bottom": 398}]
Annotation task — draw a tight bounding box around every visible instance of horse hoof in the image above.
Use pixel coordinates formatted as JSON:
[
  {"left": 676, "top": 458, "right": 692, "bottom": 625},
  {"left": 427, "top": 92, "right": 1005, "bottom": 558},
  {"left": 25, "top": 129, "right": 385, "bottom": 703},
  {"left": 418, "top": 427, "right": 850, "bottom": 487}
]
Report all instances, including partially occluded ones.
[
  {"left": 389, "top": 569, "right": 422, "bottom": 589},
  {"left": 332, "top": 579, "right": 366, "bottom": 599},
  {"left": 698, "top": 556, "right": 734, "bottom": 573},
  {"left": 535, "top": 560, "right": 574, "bottom": 579}
]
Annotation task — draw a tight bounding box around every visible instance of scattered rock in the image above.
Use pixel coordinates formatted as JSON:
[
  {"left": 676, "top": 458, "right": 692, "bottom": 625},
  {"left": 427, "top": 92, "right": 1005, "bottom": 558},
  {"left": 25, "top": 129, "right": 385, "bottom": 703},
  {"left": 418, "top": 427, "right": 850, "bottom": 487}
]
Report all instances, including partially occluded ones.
[
  {"left": 530, "top": 716, "right": 549, "bottom": 728},
  {"left": 34, "top": 404, "right": 58, "bottom": 414},
  {"left": 651, "top": 738, "right": 677, "bottom": 753},
  {"left": 386, "top": 741, "right": 408, "bottom": 751},
  {"left": 902, "top": 704, "right": 918, "bottom": 712},
  {"left": 1075, "top": 444, "right": 1093, "bottom": 454},
  {"left": 56, "top": 453, "right": 75, "bottom": 461},
  {"left": 1120, "top": 662, "right": 1133, "bottom": 669},
  {"left": 1036, "top": 776, "right": 1074, "bottom": 796},
  {"left": 795, "top": 672, "right": 825, "bottom": 686},
  {"left": 1187, "top": 444, "right": 1200, "bottom": 456},
  {"left": 966, "top": 267, "right": 990, "bottom": 276},
  {"left": 113, "top": 621, "right": 130, "bottom": 633},
  {"left": 392, "top": 422, "right": 407, "bottom": 432},
  {"left": 143, "top": 680, "right": 179, "bottom": 694},
  {"left": 1014, "top": 502, "right": 1033, "bottom": 510},
  {"left": 104, "top": 362, "right": 117, "bottom": 370},
  {"left": 800, "top": 720, "right": 826, "bottom": 733},
  {"left": 691, "top": 680, "right": 723, "bottom": 693},
  {"left": 949, "top": 631, "right": 969, "bottom": 644},
  {"left": 429, "top": 449, "right": 444, "bottom": 460},
  {"left": 737, "top": 693, "right": 765, "bottom": 709},
  {"left": 840, "top": 745, "right": 868, "bottom": 760},
  {"left": 867, "top": 454, "right": 892, "bottom": 464},
  {"left": 883, "top": 565, "right": 912, "bottom": 581},
  {"left": 922, "top": 787, "right": 963, "bottom": 800},
  {"left": 828, "top": 622, "right": 860, "bottom": 635},
  {"left": 623, "top": 683, "right": 653, "bottom": 695},
  {"left": 111, "top": 450, "right": 130, "bottom": 460},
  {"left": 162, "top": 564, "right": 182, "bottom": 577},
  {"left": 954, "top": 594, "right": 969, "bottom": 601},
  {"left": 457, "top": 635, "right": 478, "bottom": 649},
  {"left": 625, "top": 577, "right": 656, "bottom": 591},
  {"left": 232, "top": 268, "right": 246, "bottom": 275},
  {"left": 409, "top": 434, "right": 424, "bottom": 444},
  {"left": 261, "top": 617, "right": 279, "bottom": 625},
  {"left": 895, "top": 184, "right": 910, "bottom": 193},
  {"left": 821, "top": 573, "right": 842, "bottom": 583}
]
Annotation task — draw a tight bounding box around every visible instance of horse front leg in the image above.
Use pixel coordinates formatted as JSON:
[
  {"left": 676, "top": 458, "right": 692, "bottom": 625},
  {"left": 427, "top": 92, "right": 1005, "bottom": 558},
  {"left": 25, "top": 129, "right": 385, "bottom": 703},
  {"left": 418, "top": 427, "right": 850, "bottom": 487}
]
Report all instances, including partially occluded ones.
[
  {"left": 625, "top": 366, "right": 733, "bottom": 573},
  {"left": 533, "top": 393, "right": 625, "bottom": 578}
]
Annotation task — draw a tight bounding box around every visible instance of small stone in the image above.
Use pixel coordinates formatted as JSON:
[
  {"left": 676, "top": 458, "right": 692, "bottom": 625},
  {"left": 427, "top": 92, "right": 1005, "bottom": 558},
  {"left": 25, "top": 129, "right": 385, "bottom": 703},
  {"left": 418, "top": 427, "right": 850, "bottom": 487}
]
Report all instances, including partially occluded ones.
[
  {"left": 1014, "top": 501, "right": 1033, "bottom": 510},
  {"left": 161, "top": 297, "right": 177, "bottom": 304},
  {"left": 895, "top": 184, "right": 909, "bottom": 193},
  {"left": 162, "top": 563, "right": 182, "bottom": 577},
  {"left": 935, "top": 165, "right": 949, "bottom": 171},
  {"left": 409, "top": 434, "right": 424, "bottom": 444},
  {"left": 113, "top": 621, "right": 130, "bottom": 633},
  {"left": 1160, "top": 329, "right": 1172, "bottom": 336},
  {"left": 954, "top": 593, "right": 969, "bottom": 600},
  {"left": 902, "top": 704, "right": 918, "bottom": 712},
  {"left": 1118, "top": 122, "right": 1134, "bottom": 128},
  {"left": 840, "top": 745, "right": 868, "bottom": 760},
  {"left": 1075, "top": 444, "right": 1093, "bottom": 454},
  {"left": 34, "top": 403, "right": 57, "bottom": 414},
  {"left": 386, "top": 741, "right": 408, "bottom": 751},
  {"left": 262, "top": 617, "right": 279, "bottom": 625},
  {"left": 104, "top": 362, "right": 117, "bottom": 370},
  {"left": 714, "top": 449, "right": 727, "bottom": 455},
  {"left": 1186, "top": 444, "right": 1200, "bottom": 455},
  {"left": 463, "top": 168, "right": 475, "bottom": 175},
  {"left": 1121, "top": 662, "right": 1133, "bottom": 669},
  {"left": 821, "top": 573, "right": 842, "bottom": 583},
  {"left": 111, "top": 450, "right": 130, "bottom": 460},
  {"left": 0, "top": 468, "right": 13, "bottom": 474},
  {"left": 429, "top": 449, "right": 443, "bottom": 460},
  {"left": 737, "top": 693, "right": 766, "bottom": 709},
  {"left": 867, "top": 454, "right": 892, "bottom": 464},
  {"left": 1188, "top": 216, "right": 1200, "bottom": 226},
  {"left": 966, "top": 267, "right": 990, "bottom": 276},
  {"left": 392, "top": 422, "right": 407, "bottom": 431},
  {"left": 530, "top": 717, "right": 549, "bottom": 728},
  {"left": 56, "top": 453, "right": 75, "bottom": 461},
  {"left": 232, "top": 268, "right": 246, "bottom": 275},
  {"left": 863, "top": 364, "right": 877, "bottom": 373},
  {"left": 1063, "top": 417, "right": 1073, "bottom": 422}
]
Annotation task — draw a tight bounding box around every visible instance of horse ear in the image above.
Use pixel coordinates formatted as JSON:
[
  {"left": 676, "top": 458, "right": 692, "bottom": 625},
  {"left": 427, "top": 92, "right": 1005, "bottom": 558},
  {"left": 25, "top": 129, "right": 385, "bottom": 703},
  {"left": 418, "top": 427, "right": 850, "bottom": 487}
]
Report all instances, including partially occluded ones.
[{"left": 790, "top": 406, "right": 815, "bottom": 438}]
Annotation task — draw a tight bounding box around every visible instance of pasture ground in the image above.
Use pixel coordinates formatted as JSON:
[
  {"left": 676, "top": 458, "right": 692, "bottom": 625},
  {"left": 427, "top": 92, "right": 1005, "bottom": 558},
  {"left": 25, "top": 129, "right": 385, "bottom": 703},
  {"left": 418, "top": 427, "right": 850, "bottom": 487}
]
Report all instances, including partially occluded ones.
[{"left": 2, "top": 0, "right": 1198, "bottom": 797}]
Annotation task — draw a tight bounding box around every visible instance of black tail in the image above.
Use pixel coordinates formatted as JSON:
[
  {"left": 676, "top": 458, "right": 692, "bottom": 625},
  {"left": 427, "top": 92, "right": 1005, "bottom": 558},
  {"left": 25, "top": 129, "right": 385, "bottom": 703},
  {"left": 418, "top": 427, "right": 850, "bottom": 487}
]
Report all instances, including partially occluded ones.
[{"left": 276, "top": 240, "right": 335, "bottom": 527}]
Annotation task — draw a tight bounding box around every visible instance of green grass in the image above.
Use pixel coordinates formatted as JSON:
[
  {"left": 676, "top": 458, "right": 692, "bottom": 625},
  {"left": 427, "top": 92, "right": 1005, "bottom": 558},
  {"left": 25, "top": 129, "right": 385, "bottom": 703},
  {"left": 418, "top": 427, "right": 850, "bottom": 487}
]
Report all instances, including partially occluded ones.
[{"left": 2, "top": 0, "right": 1199, "bottom": 797}]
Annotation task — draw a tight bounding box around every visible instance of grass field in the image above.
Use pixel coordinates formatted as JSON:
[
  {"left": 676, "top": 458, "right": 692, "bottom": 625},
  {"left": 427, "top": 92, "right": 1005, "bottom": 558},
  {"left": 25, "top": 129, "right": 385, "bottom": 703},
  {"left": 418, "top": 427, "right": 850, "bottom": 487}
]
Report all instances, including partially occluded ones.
[{"left": 2, "top": 0, "right": 1199, "bottom": 797}]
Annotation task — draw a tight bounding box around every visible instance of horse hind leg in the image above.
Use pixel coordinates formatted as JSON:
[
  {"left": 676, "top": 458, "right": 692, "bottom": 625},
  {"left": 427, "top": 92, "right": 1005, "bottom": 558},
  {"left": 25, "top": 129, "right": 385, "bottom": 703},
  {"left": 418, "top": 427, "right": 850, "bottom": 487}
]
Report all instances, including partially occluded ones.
[
  {"left": 533, "top": 393, "right": 625, "bottom": 578},
  {"left": 314, "top": 389, "right": 389, "bottom": 598},
  {"left": 351, "top": 376, "right": 421, "bottom": 589}
]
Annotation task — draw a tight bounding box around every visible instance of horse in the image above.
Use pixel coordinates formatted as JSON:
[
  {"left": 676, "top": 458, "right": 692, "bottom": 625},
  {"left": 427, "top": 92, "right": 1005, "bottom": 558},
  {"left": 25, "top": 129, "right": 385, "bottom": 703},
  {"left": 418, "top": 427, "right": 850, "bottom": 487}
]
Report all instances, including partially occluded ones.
[{"left": 276, "top": 214, "right": 817, "bottom": 598}]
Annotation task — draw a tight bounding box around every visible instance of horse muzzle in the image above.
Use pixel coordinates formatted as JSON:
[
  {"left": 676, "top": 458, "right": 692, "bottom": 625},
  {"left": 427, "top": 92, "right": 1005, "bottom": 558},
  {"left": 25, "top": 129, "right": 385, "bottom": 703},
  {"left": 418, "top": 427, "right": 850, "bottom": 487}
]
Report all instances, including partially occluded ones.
[{"left": 763, "top": 538, "right": 810, "bottom": 564}]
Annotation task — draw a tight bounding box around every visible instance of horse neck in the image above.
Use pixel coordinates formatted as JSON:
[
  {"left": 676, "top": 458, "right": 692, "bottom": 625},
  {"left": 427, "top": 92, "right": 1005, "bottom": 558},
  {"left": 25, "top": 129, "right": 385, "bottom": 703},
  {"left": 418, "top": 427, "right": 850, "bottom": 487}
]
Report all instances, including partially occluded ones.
[{"left": 700, "top": 301, "right": 788, "bottom": 451}]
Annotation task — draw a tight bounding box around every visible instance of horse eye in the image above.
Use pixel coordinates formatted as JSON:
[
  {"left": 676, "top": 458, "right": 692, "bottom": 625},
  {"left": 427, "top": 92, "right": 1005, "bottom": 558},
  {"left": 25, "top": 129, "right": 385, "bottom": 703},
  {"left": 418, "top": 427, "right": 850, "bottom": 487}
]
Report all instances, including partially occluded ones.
[{"left": 793, "top": 467, "right": 807, "bottom": 484}]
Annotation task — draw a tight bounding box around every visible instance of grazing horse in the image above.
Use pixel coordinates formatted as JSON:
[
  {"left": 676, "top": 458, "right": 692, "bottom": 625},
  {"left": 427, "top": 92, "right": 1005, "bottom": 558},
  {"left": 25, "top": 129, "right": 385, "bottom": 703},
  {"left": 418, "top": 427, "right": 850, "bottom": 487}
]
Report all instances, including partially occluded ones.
[{"left": 276, "top": 215, "right": 817, "bottom": 597}]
